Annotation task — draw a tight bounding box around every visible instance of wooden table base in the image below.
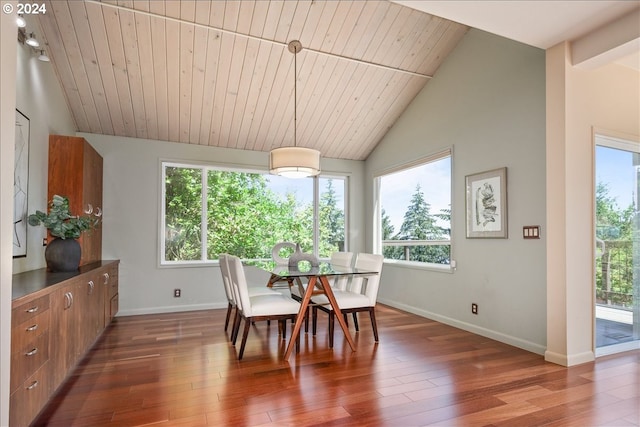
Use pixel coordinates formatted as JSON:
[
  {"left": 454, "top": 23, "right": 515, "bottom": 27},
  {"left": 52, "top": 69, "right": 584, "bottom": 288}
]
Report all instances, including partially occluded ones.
[{"left": 284, "top": 275, "right": 356, "bottom": 360}]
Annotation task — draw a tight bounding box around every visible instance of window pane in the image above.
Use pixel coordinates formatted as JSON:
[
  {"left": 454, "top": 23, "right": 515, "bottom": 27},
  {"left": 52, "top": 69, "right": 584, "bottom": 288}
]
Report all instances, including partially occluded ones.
[
  {"left": 205, "top": 171, "right": 314, "bottom": 260},
  {"left": 261, "top": 174, "right": 314, "bottom": 254},
  {"left": 319, "top": 177, "right": 346, "bottom": 257},
  {"left": 162, "top": 162, "right": 347, "bottom": 264},
  {"left": 164, "top": 166, "right": 203, "bottom": 261},
  {"left": 379, "top": 156, "right": 451, "bottom": 264}
]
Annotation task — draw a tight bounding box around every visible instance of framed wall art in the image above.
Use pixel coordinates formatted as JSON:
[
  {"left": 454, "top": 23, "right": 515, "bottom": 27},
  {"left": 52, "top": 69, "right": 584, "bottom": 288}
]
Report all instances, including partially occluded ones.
[
  {"left": 13, "top": 109, "right": 30, "bottom": 257},
  {"left": 465, "top": 167, "right": 508, "bottom": 238}
]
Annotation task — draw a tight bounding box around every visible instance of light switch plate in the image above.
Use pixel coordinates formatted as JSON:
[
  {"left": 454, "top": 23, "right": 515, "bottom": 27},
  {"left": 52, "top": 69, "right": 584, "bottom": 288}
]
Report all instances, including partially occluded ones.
[{"left": 523, "top": 225, "right": 540, "bottom": 239}]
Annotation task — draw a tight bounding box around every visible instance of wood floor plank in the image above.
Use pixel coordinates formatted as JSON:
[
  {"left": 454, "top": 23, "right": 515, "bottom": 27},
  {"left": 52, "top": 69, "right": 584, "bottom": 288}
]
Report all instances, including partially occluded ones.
[{"left": 32, "top": 305, "right": 640, "bottom": 426}]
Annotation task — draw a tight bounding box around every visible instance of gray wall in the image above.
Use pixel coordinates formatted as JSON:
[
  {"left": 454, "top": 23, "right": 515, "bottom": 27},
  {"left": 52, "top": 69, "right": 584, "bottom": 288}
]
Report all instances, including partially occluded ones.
[
  {"left": 8, "top": 22, "right": 545, "bottom": 359},
  {"left": 365, "top": 29, "right": 547, "bottom": 353},
  {"left": 12, "top": 38, "right": 76, "bottom": 274},
  {"left": 79, "top": 133, "right": 366, "bottom": 315}
]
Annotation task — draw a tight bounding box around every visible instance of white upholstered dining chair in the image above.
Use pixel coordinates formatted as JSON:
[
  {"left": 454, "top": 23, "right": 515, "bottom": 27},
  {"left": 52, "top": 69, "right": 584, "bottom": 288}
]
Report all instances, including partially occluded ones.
[
  {"left": 311, "top": 253, "right": 384, "bottom": 347},
  {"left": 219, "top": 254, "right": 278, "bottom": 338},
  {"left": 226, "top": 255, "right": 301, "bottom": 359}
]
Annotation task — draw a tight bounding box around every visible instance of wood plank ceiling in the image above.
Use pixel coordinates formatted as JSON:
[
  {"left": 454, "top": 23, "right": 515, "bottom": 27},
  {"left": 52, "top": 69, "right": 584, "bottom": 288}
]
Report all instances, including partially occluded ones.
[{"left": 35, "top": 1, "right": 468, "bottom": 160}]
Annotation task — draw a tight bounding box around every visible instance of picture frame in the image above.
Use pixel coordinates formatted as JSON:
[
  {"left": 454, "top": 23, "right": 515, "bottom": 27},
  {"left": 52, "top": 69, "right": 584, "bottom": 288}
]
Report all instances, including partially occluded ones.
[
  {"left": 465, "top": 167, "right": 507, "bottom": 238},
  {"left": 14, "top": 109, "right": 30, "bottom": 257}
]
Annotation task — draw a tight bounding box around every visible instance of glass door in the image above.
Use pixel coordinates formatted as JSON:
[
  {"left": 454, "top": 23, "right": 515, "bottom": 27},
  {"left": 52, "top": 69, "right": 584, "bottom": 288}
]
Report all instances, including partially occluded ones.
[{"left": 595, "top": 134, "right": 640, "bottom": 356}]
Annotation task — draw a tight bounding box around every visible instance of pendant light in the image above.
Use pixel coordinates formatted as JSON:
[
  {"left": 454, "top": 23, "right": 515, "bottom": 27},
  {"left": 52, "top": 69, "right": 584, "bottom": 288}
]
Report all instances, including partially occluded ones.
[{"left": 269, "top": 40, "right": 321, "bottom": 179}]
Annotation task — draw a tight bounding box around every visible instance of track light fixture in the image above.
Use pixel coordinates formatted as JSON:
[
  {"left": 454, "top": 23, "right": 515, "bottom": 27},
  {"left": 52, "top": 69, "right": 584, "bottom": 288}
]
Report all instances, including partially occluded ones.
[
  {"left": 38, "top": 50, "right": 50, "bottom": 62},
  {"left": 25, "top": 32, "right": 39, "bottom": 47}
]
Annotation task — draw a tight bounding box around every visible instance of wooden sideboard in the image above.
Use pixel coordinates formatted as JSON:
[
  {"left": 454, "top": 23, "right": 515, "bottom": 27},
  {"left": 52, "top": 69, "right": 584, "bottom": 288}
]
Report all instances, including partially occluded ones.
[{"left": 10, "top": 260, "right": 119, "bottom": 427}]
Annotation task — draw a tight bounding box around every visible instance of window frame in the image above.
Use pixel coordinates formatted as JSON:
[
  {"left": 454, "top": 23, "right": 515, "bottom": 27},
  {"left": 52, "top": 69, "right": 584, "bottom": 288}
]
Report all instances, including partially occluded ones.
[
  {"left": 373, "top": 148, "right": 453, "bottom": 272},
  {"left": 159, "top": 160, "right": 348, "bottom": 266}
]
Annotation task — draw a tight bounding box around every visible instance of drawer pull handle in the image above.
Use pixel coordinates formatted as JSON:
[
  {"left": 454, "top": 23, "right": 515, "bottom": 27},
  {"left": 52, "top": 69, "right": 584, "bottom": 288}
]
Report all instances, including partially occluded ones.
[
  {"left": 26, "top": 324, "right": 38, "bottom": 332},
  {"left": 26, "top": 380, "right": 39, "bottom": 390},
  {"left": 25, "top": 348, "right": 38, "bottom": 356},
  {"left": 26, "top": 306, "right": 38, "bottom": 313},
  {"left": 88, "top": 280, "right": 95, "bottom": 295},
  {"left": 103, "top": 272, "right": 109, "bottom": 284},
  {"left": 64, "top": 292, "right": 74, "bottom": 310}
]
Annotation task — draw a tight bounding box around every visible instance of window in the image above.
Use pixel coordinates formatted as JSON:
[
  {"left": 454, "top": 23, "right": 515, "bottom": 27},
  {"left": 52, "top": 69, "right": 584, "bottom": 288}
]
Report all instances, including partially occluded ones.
[
  {"left": 375, "top": 149, "right": 451, "bottom": 266},
  {"left": 161, "top": 162, "right": 346, "bottom": 265}
]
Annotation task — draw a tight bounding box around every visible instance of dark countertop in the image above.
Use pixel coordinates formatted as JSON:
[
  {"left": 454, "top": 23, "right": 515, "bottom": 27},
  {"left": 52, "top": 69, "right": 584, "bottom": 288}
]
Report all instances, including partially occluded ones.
[{"left": 12, "top": 260, "right": 119, "bottom": 301}]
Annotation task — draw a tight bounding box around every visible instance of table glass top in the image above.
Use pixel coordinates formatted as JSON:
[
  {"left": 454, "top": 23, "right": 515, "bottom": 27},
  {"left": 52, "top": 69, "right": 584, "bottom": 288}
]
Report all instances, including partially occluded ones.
[{"left": 247, "top": 260, "right": 376, "bottom": 278}]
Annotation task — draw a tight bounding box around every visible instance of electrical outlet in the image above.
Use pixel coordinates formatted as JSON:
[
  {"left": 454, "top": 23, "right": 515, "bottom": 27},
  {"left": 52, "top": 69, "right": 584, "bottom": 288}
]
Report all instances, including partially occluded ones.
[
  {"left": 174, "top": 288, "right": 181, "bottom": 298},
  {"left": 471, "top": 303, "right": 478, "bottom": 315}
]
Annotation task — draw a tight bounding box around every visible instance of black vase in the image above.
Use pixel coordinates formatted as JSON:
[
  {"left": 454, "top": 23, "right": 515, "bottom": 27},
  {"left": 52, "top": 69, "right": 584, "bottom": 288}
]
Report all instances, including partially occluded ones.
[{"left": 45, "top": 238, "right": 81, "bottom": 272}]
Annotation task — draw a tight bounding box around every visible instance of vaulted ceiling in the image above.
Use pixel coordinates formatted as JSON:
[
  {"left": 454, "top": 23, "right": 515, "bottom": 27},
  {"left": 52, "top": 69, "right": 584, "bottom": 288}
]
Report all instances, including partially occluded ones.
[{"left": 33, "top": 1, "right": 468, "bottom": 160}]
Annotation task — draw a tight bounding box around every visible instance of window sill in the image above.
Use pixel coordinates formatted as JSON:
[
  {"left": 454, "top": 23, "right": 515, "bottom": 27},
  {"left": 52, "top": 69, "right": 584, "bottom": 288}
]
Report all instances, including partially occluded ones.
[{"left": 382, "top": 259, "right": 453, "bottom": 274}]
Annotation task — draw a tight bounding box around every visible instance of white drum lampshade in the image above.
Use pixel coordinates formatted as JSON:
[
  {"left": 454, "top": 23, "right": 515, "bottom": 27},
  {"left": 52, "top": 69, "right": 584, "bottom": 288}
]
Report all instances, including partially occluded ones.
[
  {"left": 269, "top": 147, "right": 321, "bottom": 179},
  {"left": 269, "top": 41, "right": 321, "bottom": 179}
]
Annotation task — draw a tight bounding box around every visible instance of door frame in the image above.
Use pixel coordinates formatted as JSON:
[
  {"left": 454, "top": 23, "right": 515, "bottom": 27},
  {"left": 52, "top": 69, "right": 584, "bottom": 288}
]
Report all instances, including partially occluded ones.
[{"left": 593, "top": 128, "right": 640, "bottom": 357}]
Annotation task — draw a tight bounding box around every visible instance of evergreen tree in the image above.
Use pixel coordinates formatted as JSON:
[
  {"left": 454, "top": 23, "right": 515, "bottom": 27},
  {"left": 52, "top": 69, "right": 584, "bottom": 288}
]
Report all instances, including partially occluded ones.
[
  {"left": 396, "top": 185, "right": 449, "bottom": 264},
  {"left": 319, "top": 179, "right": 345, "bottom": 255},
  {"left": 381, "top": 208, "right": 401, "bottom": 259}
]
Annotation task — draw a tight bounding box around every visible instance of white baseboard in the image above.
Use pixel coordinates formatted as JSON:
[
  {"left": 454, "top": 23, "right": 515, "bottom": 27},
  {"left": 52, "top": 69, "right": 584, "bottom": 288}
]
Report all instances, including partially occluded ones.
[
  {"left": 117, "top": 302, "right": 226, "bottom": 317},
  {"left": 378, "top": 297, "right": 547, "bottom": 356},
  {"left": 544, "top": 349, "right": 595, "bottom": 366}
]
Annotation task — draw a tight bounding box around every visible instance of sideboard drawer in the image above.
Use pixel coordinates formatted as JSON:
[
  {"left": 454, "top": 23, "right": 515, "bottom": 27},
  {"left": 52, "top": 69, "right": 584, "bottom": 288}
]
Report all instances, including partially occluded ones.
[
  {"left": 10, "top": 331, "right": 50, "bottom": 393},
  {"left": 10, "top": 360, "right": 52, "bottom": 427},
  {"left": 11, "top": 308, "right": 50, "bottom": 352},
  {"left": 12, "top": 294, "right": 50, "bottom": 326}
]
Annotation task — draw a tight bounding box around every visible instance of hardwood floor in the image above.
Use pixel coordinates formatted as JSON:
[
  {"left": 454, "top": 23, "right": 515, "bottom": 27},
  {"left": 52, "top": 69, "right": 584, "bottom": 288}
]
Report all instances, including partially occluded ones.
[{"left": 34, "top": 305, "right": 639, "bottom": 426}]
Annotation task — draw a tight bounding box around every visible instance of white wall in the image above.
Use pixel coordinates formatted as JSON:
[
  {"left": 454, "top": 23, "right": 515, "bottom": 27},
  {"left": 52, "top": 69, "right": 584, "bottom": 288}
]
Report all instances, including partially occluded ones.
[
  {"left": 12, "top": 26, "right": 76, "bottom": 274},
  {"left": 79, "top": 133, "right": 366, "bottom": 316},
  {"left": 366, "top": 29, "right": 547, "bottom": 354},
  {"left": 1, "top": 4, "right": 18, "bottom": 425},
  {"left": 546, "top": 42, "right": 640, "bottom": 366}
]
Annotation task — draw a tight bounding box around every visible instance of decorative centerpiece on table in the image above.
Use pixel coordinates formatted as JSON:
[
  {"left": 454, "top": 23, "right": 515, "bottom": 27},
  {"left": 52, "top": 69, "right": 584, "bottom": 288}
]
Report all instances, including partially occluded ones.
[
  {"left": 287, "top": 243, "right": 319, "bottom": 271},
  {"left": 28, "top": 194, "right": 101, "bottom": 272}
]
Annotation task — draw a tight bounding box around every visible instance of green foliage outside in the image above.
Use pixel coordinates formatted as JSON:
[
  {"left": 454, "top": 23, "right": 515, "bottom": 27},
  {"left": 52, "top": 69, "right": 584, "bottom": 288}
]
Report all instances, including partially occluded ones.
[
  {"left": 382, "top": 185, "right": 450, "bottom": 264},
  {"left": 595, "top": 182, "right": 636, "bottom": 307},
  {"left": 164, "top": 167, "right": 344, "bottom": 262}
]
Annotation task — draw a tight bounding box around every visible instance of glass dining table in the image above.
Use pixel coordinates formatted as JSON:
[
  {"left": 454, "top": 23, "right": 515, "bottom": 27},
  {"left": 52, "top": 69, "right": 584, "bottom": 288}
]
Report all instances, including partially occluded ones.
[{"left": 249, "top": 261, "right": 378, "bottom": 360}]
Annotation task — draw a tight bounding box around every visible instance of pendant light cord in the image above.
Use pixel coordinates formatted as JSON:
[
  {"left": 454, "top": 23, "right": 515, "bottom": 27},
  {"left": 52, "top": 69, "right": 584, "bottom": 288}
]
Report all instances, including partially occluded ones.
[{"left": 294, "top": 44, "right": 297, "bottom": 148}]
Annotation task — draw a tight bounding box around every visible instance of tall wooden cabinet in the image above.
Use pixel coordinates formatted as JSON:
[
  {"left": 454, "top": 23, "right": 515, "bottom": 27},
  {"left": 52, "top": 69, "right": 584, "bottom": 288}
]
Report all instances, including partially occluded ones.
[{"left": 48, "top": 135, "right": 103, "bottom": 266}]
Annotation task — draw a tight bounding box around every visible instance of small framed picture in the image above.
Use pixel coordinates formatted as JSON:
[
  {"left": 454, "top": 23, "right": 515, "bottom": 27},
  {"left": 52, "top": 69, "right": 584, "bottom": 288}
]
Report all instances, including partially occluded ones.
[{"left": 465, "top": 167, "right": 508, "bottom": 238}]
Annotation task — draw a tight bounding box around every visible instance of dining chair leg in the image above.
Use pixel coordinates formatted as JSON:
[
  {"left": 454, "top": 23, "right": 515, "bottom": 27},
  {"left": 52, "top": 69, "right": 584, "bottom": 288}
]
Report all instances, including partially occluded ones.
[
  {"left": 238, "top": 317, "right": 252, "bottom": 360},
  {"left": 368, "top": 308, "right": 379, "bottom": 342},
  {"left": 352, "top": 312, "right": 359, "bottom": 331},
  {"left": 328, "top": 312, "right": 335, "bottom": 348},
  {"left": 231, "top": 311, "right": 242, "bottom": 344},
  {"left": 224, "top": 303, "right": 233, "bottom": 331},
  {"left": 281, "top": 319, "right": 287, "bottom": 340},
  {"left": 312, "top": 306, "right": 318, "bottom": 336}
]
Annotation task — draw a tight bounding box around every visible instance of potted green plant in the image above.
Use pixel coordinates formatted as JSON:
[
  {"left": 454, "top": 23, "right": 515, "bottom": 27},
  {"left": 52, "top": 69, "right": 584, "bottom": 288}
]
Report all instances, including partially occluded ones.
[{"left": 28, "top": 194, "right": 101, "bottom": 272}]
